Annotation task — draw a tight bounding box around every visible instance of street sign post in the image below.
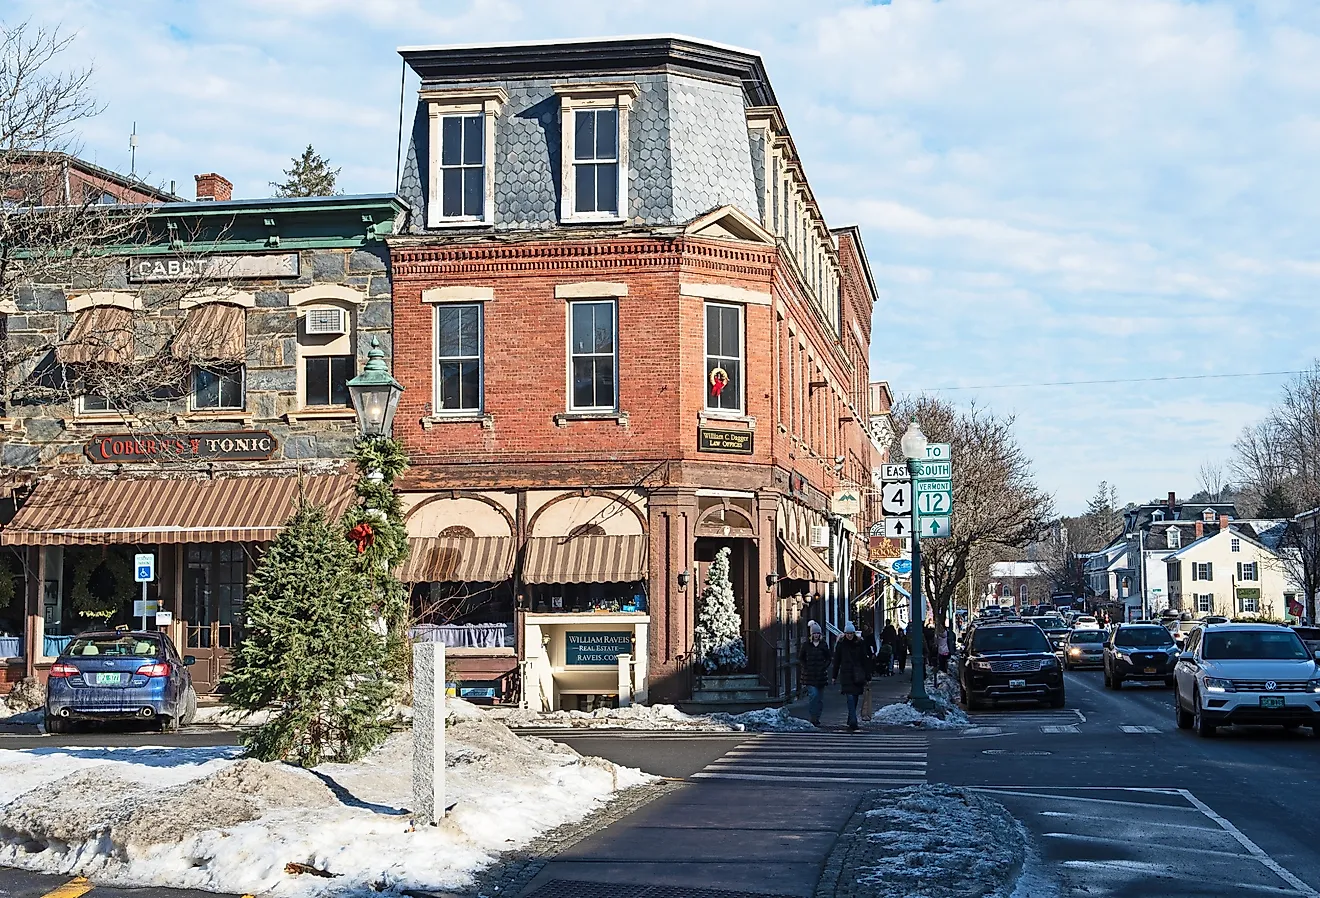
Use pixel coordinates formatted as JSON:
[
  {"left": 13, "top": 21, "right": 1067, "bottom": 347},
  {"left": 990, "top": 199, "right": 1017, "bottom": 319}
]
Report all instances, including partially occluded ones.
[
  {"left": 881, "top": 482, "right": 912, "bottom": 515},
  {"left": 134, "top": 553, "right": 155, "bottom": 630},
  {"left": 883, "top": 516, "right": 911, "bottom": 538}
]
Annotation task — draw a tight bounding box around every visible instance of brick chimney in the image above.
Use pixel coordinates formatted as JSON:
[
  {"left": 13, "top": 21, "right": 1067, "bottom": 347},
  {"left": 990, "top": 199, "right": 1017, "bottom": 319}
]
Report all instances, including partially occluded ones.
[
  {"left": 1195, "top": 520, "right": 1204, "bottom": 540},
  {"left": 1220, "top": 514, "right": 1230, "bottom": 532},
  {"left": 1168, "top": 491, "right": 1176, "bottom": 509},
  {"left": 194, "top": 173, "right": 232, "bottom": 202}
]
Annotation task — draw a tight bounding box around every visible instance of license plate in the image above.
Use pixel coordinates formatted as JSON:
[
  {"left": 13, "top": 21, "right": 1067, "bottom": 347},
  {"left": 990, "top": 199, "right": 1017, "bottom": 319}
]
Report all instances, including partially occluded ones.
[
  {"left": 1261, "top": 696, "right": 1285, "bottom": 710},
  {"left": 1144, "top": 667, "right": 1157, "bottom": 674},
  {"left": 94, "top": 672, "right": 121, "bottom": 685},
  {"left": 1009, "top": 679, "right": 1026, "bottom": 688}
]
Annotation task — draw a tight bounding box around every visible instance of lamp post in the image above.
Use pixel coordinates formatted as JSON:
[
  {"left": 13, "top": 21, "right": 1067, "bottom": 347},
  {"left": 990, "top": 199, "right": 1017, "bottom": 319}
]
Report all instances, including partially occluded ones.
[
  {"left": 346, "top": 337, "right": 405, "bottom": 442},
  {"left": 900, "top": 419, "right": 934, "bottom": 711}
]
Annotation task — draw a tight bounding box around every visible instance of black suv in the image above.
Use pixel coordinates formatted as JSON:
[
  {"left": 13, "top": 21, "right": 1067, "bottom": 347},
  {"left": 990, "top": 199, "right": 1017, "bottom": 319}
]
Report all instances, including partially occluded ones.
[
  {"left": 1026, "top": 614, "right": 1072, "bottom": 655},
  {"left": 959, "top": 621, "right": 1065, "bottom": 711},
  {"left": 1103, "top": 624, "right": 1179, "bottom": 689}
]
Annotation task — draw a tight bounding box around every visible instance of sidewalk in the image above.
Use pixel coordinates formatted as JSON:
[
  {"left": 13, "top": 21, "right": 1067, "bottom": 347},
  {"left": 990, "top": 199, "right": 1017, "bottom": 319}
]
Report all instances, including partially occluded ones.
[{"left": 784, "top": 667, "right": 927, "bottom": 729}]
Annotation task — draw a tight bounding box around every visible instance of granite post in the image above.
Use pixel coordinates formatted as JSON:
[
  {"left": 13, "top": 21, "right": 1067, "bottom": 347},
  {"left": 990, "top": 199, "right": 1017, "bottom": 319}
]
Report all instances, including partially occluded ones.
[
  {"left": 616, "top": 652, "right": 633, "bottom": 707},
  {"left": 412, "top": 641, "right": 445, "bottom": 825}
]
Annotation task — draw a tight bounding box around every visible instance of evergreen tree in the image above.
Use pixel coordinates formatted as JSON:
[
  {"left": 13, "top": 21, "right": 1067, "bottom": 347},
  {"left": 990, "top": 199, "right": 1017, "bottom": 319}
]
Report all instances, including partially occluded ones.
[
  {"left": 223, "top": 501, "right": 391, "bottom": 766},
  {"left": 270, "top": 145, "right": 341, "bottom": 197},
  {"left": 1258, "top": 483, "right": 1297, "bottom": 518},
  {"left": 1085, "top": 481, "right": 1121, "bottom": 541},
  {"left": 693, "top": 547, "right": 747, "bottom": 673}
]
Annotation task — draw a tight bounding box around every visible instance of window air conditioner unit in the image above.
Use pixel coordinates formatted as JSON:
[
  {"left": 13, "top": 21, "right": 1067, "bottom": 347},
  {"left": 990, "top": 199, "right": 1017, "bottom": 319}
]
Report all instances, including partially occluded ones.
[
  {"left": 304, "top": 307, "right": 347, "bottom": 335},
  {"left": 809, "top": 525, "right": 830, "bottom": 548}
]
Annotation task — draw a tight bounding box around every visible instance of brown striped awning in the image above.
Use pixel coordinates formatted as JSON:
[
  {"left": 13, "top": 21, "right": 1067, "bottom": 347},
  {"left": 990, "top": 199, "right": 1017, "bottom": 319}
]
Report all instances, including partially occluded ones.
[
  {"left": 522, "top": 534, "right": 648, "bottom": 584},
  {"left": 171, "top": 302, "right": 246, "bottom": 362},
  {"left": 779, "top": 537, "right": 837, "bottom": 584},
  {"left": 56, "top": 306, "right": 134, "bottom": 365},
  {"left": 396, "top": 536, "right": 514, "bottom": 583},
  {"left": 0, "top": 473, "right": 356, "bottom": 546}
]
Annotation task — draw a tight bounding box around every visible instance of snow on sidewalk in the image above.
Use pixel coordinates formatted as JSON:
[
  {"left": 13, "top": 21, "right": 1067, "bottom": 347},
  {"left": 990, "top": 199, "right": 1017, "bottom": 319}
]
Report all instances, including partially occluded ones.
[
  {"left": 870, "top": 673, "right": 970, "bottom": 730},
  {"left": 488, "top": 701, "right": 815, "bottom": 732},
  {"left": 0, "top": 699, "right": 654, "bottom": 897}
]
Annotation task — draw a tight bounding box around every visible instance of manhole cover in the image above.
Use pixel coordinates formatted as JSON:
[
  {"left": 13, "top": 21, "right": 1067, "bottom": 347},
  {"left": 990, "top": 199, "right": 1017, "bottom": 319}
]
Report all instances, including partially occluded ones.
[
  {"left": 982, "top": 749, "right": 1052, "bottom": 756},
  {"left": 526, "top": 881, "right": 784, "bottom": 898}
]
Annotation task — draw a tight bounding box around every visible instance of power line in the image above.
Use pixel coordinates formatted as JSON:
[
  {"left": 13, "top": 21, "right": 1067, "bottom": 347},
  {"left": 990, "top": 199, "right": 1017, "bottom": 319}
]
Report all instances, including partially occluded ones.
[{"left": 915, "top": 369, "right": 1305, "bottom": 392}]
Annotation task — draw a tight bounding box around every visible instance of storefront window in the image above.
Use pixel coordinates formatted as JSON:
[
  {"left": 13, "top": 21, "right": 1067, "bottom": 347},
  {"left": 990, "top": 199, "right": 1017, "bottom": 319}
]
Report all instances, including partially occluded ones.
[
  {"left": 527, "top": 581, "right": 646, "bottom": 614},
  {"left": 185, "top": 544, "right": 246, "bottom": 648},
  {"left": 411, "top": 580, "right": 514, "bottom": 649}
]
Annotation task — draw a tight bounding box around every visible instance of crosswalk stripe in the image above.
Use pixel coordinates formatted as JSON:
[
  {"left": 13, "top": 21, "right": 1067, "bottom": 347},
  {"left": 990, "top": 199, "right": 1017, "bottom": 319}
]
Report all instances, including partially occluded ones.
[
  {"left": 689, "top": 730, "right": 929, "bottom": 787},
  {"left": 1039, "top": 725, "right": 1082, "bottom": 734},
  {"left": 708, "top": 758, "right": 928, "bottom": 769},
  {"left": 1120, "top": 725, "right": 1162, "bottom": 733},
  {"left": 40, "top": 878, "right": 93, "bottom": 898},
  {"left": 691, "top": 771, "right": 925, "bottom": 785}
]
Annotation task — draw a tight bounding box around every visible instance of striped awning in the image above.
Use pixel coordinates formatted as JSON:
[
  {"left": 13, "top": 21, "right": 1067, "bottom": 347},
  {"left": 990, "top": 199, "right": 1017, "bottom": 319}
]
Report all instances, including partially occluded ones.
[
  {"left": 396, "top": 536, "right": 514, "bottom": 583},
  {"left": 172, "top": 302, "right": 246, "bottom": 362},
  {"left": 523, "top": 534, "right": 648, "bottom": 584},
  {"left": 0, "top": 473, "right": 355, "bottom": 546},
  {"left": 779, "top": 537, "right": 837, "bottom": 584},
  {"left": 56, "top": 306, "right": 134, "bottom": 365}
]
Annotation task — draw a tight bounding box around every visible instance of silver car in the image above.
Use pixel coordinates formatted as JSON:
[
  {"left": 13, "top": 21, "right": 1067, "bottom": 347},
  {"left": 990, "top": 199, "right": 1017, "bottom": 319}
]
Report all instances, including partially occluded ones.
[{"left": 1064, "top": 628, "right": 1105, "bottom": 669}]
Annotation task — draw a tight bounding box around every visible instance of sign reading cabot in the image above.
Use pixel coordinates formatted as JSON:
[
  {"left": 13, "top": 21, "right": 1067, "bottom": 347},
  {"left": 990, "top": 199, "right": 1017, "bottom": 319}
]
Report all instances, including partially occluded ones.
[
  {"left": 86, "top": 431, "right": 278, "bottom": 463},
  {"left": 697, "top": 427, "right": 753, "bottom": 455},
  {"left": 564, "top": 631, "right": 634, "bottom": 666},
  {"left": 127, "top": 252, "right": 300, "bottom": 282}
]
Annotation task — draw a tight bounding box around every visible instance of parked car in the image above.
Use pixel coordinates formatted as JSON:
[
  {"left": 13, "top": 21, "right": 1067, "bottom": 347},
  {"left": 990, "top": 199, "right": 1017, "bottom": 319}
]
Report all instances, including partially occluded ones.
[
  {"left": 1025, "top": 614, "right": 1071, "bottom": 654},
  {"left": 958, "top": 620, "right": 1065, "bottom": 711},
  {"left": 1165, "top": 619, "right": 1195, "bottom": 648},
  {"left": 1173, "top": 623, "right": 1320, "bottom": 737},
  {"left": 1064, "top": 628, "right": 1106, "bottom": 670},
  {"left": 1292, "top": 626, "right": 1320, "bottom": 657},
  {"left": 45, "top": 630, "right": 198, "bottom": 734},
  {"left": 1104, "top": 624, "right": 1179, "bottom": 689},
  {"left": 1073, "top": 615, "right": 1101, "bottom": 629}
]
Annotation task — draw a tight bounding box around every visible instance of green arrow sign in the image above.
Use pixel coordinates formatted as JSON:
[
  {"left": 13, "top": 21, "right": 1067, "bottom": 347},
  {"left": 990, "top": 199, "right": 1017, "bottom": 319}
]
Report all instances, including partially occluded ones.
[{"left": 922, "top": 516, "right": 951, "bottom": 537}]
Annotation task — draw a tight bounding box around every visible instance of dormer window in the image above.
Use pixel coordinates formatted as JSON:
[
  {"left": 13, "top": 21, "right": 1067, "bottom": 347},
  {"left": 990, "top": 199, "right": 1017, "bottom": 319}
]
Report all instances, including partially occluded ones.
[
  {"left": 1202, "top": 508, "right": 1216, "bottom": 523},
  {"left": 422, "top": 87, "right": 506, "bottom": 228},
  {"left": 1167, "top": 527, "right": 1181, "bottom": 550},
  {"left": 554, "top": 82, "right": 638, "bottom": 224}
]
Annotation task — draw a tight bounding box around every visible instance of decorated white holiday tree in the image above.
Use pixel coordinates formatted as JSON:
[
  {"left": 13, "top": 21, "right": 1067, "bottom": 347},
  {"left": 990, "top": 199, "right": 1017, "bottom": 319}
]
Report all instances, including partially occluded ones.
[{"left": 694, "top": 546, "right": 748, "bottom": 673}]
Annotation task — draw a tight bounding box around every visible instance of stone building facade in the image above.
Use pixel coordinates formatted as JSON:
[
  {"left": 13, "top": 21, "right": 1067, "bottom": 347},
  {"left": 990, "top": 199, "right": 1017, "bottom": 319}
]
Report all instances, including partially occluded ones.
[
  {"left": 0, "top": 190, "right": 406, "bottom": 692},
  {"left": 389, "top": 36, "right": 881, "bottom": 709}
]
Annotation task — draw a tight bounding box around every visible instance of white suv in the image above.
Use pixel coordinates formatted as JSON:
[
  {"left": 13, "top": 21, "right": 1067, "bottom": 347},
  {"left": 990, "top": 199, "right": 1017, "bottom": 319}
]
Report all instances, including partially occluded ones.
[{"left": 1173, "top": 623, "right": 1320, "bottom": 737}]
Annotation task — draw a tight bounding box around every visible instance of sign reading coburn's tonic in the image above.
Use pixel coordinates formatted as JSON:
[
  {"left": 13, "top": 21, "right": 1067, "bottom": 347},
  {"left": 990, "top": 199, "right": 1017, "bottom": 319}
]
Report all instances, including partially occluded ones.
[
  {"left": 86, "top": 431, "right": 278, "bottom": 463},
  {"left": 697, "top": 426, "right": 753, "bottom": 455}
]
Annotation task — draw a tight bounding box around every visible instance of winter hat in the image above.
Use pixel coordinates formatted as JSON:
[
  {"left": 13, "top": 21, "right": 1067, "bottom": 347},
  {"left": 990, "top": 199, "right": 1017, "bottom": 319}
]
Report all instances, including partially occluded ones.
[
  {"left": 844, "top": 621, "right": 857, "bottom": 634},
  {"left": 808, "top": 620, "right": 822, "bottom": 636}
]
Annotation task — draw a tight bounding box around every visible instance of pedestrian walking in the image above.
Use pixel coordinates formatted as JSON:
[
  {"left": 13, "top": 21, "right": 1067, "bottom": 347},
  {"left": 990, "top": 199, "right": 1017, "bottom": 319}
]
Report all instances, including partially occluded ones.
[
  {"left": 879, "top": 623, "right": 898, "bottom": 676},
  {"left": 832, "top": 620, "right": 874, "bottom": 732},
  {"left": 895, "top": 625, "right": 909, "bottom": 672},
  {"left": 937, "top": 624, "right": 952, "bottom": 674},
  {"left": 798, "top": 620, "right": 831, "bottom": 727}
]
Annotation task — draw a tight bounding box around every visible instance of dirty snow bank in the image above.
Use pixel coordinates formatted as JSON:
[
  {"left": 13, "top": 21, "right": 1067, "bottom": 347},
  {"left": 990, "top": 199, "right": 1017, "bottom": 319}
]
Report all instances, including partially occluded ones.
[
  {"left": 871, "top": 674, "right": 969, "bottom": 730},
  {"left": 0, "top": 699, "right": 653, "bottom": 896},
  {"left": 852, "top": 785, "right": 1026, "bottom": 897},
  {"left": 489, "top": 702, "right": 813, "bottom": 732}
]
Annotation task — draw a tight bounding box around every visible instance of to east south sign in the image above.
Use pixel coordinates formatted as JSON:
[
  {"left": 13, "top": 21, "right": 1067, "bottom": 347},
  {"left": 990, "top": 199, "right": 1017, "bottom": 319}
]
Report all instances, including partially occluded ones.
[{"left": 86, "top": 431, "right": 278, "bottom": 463}]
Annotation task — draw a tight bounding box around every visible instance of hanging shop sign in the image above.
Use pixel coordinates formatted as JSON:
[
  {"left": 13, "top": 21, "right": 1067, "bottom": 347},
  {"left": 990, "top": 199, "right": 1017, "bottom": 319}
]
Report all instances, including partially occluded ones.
[
  {"left": 127, "top": 252, "right": 300, "bottom": 283},
  {"left": 564, "top": 631, "right": 634, "bottom": 666},
  {"left": 86, "top": 431, "right": 278, "bottom": 463},
  {"left": 868, "top": 536, "right": 904, "bottom": 560},
  {"left": 698, "top": 427, "right": 753, "bottom": 455}
]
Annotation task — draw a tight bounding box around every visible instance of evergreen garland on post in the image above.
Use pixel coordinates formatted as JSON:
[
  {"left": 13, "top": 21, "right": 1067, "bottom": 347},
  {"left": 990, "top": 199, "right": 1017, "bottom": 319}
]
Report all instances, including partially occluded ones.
[
  {"left": 223, "top": 502, "right": 392, "bottom": 766},
  {"left": 693, "top": 547, "right": 748, "bottom": 673}
]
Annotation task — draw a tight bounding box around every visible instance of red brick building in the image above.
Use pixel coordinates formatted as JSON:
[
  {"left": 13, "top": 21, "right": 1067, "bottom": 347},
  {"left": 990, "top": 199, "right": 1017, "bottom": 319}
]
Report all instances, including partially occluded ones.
[{"left": 389, "top": 37, "right": 880, "bottom": 708}]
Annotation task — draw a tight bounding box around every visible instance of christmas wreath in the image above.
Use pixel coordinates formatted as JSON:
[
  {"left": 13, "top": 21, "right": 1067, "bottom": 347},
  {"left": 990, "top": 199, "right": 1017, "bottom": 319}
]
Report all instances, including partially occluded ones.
[{"left": 709, "top": 367, "right": 729, "bottom": 398}]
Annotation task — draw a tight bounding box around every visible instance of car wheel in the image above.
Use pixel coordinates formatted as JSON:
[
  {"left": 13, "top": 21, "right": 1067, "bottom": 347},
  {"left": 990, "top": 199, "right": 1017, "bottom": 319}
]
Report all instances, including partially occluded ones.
[
  {"left": 1049, "top": 690, "right": 1066, "bottom": 709},
  {"left": 160, "top": 713, "right": 180, "bottom": 734},
  {"left": 1174, "top": 694, "right": 1193, "bottom": 730},
  {"left": 44, "top": 713, "right": 66, "bottom": 735},
  {"left": 1113, "top": 673, "right": 1124, "bottom": 690},
  {"left": 1164, "top": 677, "right": 1176, "bottom": 689},
  {"left": 1103, "top": 665, "right": 1112, "bottom": 688},
  {"left": 1193, "top": 691, "right": 1216, "bottom": 738},
  {"left": 182, "top": 687, "right": 198, "bottom": 727},
  {"left": 964, "top": 685, "right": 981, "bottom": 712}
]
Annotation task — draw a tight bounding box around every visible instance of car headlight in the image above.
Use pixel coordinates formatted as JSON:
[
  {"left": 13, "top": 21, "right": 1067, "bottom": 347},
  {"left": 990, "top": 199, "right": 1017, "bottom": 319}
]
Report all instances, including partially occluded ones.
[
  {"left": 1308, "top": 679, "right": 1320, "bottom": 694},
  {"left": 971, "top": 659, "right": 991, "bottom": 670},
  {"left": 1203, "top": 676, "right": 1236, "bottom": 693},
  {"left": 1068, "top": 647, "right": 1082, "bottom": 657},
  {"left": 1040, "top": 656, "right": 1058, "bottom": 669}
]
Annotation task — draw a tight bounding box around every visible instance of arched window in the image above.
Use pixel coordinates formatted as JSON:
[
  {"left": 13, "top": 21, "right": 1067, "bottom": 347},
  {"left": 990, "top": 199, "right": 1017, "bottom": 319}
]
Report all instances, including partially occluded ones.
[{"left": 438, "top": 525, "right": 475, "bottom": 538}]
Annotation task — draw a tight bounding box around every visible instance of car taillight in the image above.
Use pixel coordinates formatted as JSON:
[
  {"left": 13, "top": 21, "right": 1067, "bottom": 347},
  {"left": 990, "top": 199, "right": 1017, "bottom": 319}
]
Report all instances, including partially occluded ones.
[
  {"left": 49, "top": 662, "right": 79, "bottom": 679},
  {"left": 136, "top": 662, "right": 171, "bottom": 677}
]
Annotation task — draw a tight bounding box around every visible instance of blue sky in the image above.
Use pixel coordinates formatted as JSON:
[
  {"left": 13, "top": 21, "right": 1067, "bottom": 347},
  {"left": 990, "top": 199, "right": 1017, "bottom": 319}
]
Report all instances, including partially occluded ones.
[{"left": 10, "top": 0, "right": 1319, "bottom": 513}]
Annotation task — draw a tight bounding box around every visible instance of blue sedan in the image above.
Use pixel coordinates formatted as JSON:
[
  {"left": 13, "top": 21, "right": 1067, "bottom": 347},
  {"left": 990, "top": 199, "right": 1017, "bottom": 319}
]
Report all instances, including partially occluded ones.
[{"left": 45, "top": 631, "right": 199, "bottom": 733}]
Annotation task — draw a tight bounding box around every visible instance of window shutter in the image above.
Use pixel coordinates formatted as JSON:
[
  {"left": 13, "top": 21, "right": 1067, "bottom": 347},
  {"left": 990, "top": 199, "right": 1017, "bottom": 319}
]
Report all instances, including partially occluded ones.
[
  {"left": 1237, "top": 562, "right": 1243, "bottom": 580},
  {"left": 1191, "top": 564, "right": 1198, "bottom": 582},
  {"left": 1206, "top": 562, "right": 1213, "bottom": 581}
]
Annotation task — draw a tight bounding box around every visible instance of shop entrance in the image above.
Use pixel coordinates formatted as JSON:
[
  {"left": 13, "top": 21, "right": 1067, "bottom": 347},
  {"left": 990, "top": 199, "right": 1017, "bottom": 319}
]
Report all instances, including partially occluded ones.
[
  {"left": 694, "top": 537, "right": 755, "bottom": 674},
  {"left": 184, "top": 544, "right": 246, "bottom": 692}
]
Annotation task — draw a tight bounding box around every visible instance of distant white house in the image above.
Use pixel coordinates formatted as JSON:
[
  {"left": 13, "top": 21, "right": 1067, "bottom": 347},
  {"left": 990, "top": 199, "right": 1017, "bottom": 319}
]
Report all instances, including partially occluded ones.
[
  {"left": 985, "top": 561, "right": 1046, "bottom": 609},
  {"left": 1165, "top": 521, "right": 1301, "bottom": 619}
]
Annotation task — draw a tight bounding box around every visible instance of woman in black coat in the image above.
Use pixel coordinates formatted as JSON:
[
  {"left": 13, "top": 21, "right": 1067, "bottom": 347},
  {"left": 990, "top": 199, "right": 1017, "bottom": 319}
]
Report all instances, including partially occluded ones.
[{"left": 832, "top": 621, "right": 874, "bottom": 731}]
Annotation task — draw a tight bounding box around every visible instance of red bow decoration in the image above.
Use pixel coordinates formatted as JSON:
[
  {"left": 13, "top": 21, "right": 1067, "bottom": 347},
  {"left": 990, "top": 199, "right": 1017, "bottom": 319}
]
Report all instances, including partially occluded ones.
[
  {"left": 710, "top": 367, "right": 728, "bottom": 398},
  {"left": 348, "top": 522, "right": 375, "bottom": 554}
]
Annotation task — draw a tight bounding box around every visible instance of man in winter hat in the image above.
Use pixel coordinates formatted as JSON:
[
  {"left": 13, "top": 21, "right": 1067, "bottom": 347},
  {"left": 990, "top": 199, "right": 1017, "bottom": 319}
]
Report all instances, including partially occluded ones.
[
  {"left": 832, "top": 620, "right": 874, "bottom": 732},
  {"left": 799, "top": 620, "right": 831, "bottom": 726}
]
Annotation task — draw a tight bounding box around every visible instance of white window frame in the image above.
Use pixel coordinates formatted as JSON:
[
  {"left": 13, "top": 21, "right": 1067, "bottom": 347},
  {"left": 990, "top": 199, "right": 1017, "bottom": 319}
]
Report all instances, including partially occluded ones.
[
  {"left": 78, "top": 392, "right": 114, "bottom": 414},
  {"left": 1231, "top": 538, "right": 1240, "bottom": 553},
  {"left": 554, "top": 82, "right": 638, "bottom": 224},
  {"left": 566, "top": 298, "right": 618, "bottom": 413},
  {"left": 1239, "top": 561, "right": 1258, "bottom": 582},
  {"left": 422, "top": 87, "right": 506, "bottom": 229},
  {"left": 190, "top": 364, "right": 245, "bottom": 411},
  {"left": 290, "top": 285, "right": 365, "bottom": 411},
  {"left": 433, "top": 302, "right": 484, "bottom": 415},
  {"left": 1240, "top": 591, "right": 1259, "bottom": 613},
  {"left": 1197, "top": 594, "right": 1213, "bottom": 613},
  {"left": 704, "top": 302, "right": 745, "bottom": 416},
  {"left": 1167, "top": 527, "right": 1181, "bottom": 549}
]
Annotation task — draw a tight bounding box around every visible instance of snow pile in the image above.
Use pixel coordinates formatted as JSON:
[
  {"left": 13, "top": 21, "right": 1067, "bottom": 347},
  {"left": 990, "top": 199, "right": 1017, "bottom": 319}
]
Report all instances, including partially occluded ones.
[
  {"left": 2, "top": 677, "right": 44, "bottom": 719},
  {"left": 871, "top": 676, "right": 969, "bottom": 730},
  {"left": 0, "top": 699, "right": 653, "bottom": 896},
  {"left": 489, "top": 702, "right": 813, "bottom": 732},
  {"left": 854, "top": 785, "right": 1026, "bottom": 897}
]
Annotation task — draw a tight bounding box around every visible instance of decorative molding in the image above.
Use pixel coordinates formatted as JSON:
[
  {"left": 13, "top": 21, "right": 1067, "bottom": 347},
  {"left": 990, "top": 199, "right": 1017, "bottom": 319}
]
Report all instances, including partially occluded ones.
[
  {"left": 420, "top": 413, "right": 495, "bottom": 430},
  {"left": 554, "top": 282, "right": 629, "bottom": 299},
  {"left": 418, "top": 86, "right": 509, "bottom": 110},
  {"left": 67, "top": 291, "right": 142, "bottom": 313},
  {"left": 283, "top": 408, "right": 357, "bottom": 424},
  {"left": 551, "top": 81, "right": 641, "bottom": 104},
  {"left": 553, "top": 411, "right": 630, "bottom": 427},
  {"left": 680, "top": 282, "right": 771, "bottom": 306},
  {"left": 421, "top": 286, "right": 495, "bottom": 304},
  {"left": 698, "top": 410, "right": 756, "bottom": 430},
  {"left": 174, "top": 412, "right": 256, "bottom": 426},
  {"left": 289, "top": 284, "right": 368, "bottom": 307},
  {"left": 179, "top": 287, "right": 256, "bottom": 309}
]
